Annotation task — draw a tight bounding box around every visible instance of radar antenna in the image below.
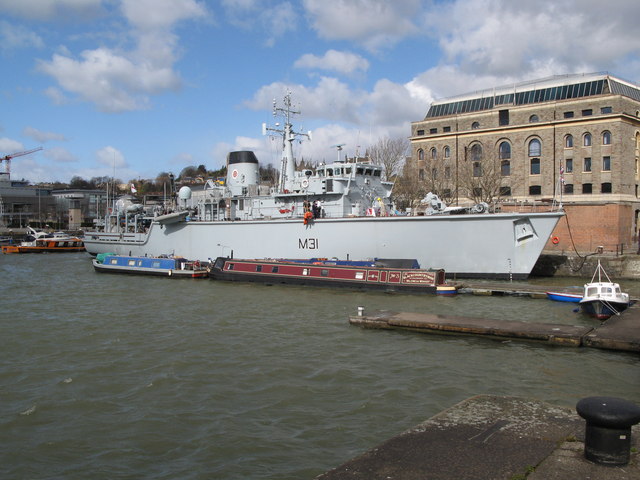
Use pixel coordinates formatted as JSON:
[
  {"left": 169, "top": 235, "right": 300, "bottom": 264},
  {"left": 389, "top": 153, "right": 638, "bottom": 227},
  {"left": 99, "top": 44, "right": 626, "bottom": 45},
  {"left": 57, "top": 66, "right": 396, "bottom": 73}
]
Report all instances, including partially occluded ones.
[{"left": 262, "top": 91, "right": 311, "bottom": 193}]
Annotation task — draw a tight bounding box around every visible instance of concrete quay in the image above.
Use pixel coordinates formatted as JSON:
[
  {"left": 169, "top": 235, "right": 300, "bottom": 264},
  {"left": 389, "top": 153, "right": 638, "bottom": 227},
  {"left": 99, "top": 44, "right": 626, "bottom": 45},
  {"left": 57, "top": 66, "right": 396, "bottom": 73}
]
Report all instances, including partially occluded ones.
[
  {"left": 316, "top": 395, "right": 640, "bottom": 480},
  {"left": 349, "top": 304, "right": 640, "bottom": 352}
]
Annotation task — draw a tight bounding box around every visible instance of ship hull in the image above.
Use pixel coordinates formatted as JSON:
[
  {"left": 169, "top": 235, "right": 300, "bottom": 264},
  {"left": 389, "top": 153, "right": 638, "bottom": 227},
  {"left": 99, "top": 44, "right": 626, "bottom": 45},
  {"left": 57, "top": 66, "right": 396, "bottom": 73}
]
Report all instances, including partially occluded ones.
[{"left": 83, "top": 212, "right": 563, "bottom": 279}]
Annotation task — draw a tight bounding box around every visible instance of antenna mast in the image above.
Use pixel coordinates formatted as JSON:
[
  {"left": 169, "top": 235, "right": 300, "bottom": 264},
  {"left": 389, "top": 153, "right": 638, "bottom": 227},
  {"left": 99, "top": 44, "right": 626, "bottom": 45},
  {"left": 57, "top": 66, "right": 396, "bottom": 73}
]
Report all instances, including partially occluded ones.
[{"left": 262, "top": 91, "right": 311, "bottom": 193}]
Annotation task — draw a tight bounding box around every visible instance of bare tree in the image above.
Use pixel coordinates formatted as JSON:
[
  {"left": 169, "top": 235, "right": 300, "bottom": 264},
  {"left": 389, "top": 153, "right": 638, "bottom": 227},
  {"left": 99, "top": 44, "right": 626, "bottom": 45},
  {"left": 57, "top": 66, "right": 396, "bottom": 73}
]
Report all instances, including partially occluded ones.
[
  {"left": 369, "top": 137, "right": 409, "bottom": 181},
  {"left": 457, "top": 144, "right": 511, "bottom": 206},
  {"left": 392, "top": 160, "right": 430, "bottom": 211}
]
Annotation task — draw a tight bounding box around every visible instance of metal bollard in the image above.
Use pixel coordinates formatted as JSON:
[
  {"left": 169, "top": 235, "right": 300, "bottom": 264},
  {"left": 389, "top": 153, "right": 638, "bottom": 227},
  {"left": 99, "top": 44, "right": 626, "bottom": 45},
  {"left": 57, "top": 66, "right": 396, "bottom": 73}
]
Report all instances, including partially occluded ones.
[{"left": 576, "top": 396, "right": 640, "bottom": 466}]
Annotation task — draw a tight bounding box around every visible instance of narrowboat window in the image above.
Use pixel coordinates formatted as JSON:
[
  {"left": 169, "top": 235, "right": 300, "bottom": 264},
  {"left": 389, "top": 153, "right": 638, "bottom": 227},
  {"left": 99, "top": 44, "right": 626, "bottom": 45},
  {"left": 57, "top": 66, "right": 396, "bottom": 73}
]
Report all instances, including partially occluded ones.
[
  {"left": 128, "top": 259, "right": 136, "bottom": 266},
  {"left": 110, "top": 259, "right": 118, "bottom": 265},
  {"left": 303, "top": 268, "right": 309, "bottom": 276},
  {"left": 138, "top": 261, "right": 143, "bottom": 266},
  {"left": 321, "top": 269, "right": 329, "bottom": 277},
  {"left": 227, "top": 263, "right": 235, "bottom": 270},
  {"left": 355, "top": 272, "right": 364, "bottom": 280},
  {"left": 256, "top": 265, "right": 262, "bottom": 272},
  {"left": 152, "top": 261, "right": 161, "bottom": 268},
  {"left": 271, "top": 266, "right": 279, "bottom": 273}
]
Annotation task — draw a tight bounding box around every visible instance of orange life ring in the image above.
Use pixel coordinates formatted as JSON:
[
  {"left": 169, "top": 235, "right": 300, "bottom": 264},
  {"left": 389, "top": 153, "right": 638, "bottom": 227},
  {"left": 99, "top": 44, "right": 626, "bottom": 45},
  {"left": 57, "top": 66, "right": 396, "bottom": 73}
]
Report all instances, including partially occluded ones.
[{"left": 551, "top": 236, "right": 560, "bottom": 244}]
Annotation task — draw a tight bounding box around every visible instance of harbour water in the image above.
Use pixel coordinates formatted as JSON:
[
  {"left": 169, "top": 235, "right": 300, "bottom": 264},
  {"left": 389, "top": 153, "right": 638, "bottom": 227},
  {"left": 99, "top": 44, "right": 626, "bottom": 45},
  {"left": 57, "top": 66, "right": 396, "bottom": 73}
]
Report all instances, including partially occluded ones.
[{"left": 1, "top": 254, "right": 638, "bottom": 480}]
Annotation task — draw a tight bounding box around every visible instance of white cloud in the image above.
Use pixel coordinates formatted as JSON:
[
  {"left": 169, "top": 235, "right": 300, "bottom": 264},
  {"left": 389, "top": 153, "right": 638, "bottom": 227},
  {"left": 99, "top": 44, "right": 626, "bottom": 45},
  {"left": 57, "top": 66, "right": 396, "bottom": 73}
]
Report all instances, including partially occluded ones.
[
  {"left": 43, "top": 146, "right": 77, "bottom": 163},
  {"left": 222, "top": 0, "right": 297, "bottom": 46},
  {"left": 294, "top": 50, "right": 369, "bottom": 75},
  {"left": 37, "top": 0, "right": 208, "bottom": 112},
  {"left": 23, "top": 127, "right": 67, "bottom": 143},
  {"left": 0, "top": 20, "right": 44, "bottom": 51},
  {"left": 422, "top": 0, "right": 640, "bottom": 82},
  {"left": 96, "top": 146, "right": 127, "bottom": 169},
  {"left": 0, "top": 137, "right": 24, "bottom": 154},
  {"left": 303, "top": 0, "right": 421, "bottom": 51},
  {"left": 0, "top": 0, "right": 103, "bottom": 21}
]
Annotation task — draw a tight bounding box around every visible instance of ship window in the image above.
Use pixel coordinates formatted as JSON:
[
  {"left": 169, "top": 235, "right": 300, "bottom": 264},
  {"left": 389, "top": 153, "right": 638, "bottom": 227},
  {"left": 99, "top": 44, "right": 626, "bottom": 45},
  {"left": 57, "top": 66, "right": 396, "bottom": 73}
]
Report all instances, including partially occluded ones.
[
  {"left": 321, "top": 269, "right": 329, "bottom": 277},
  {"left": 152, "top": 261, "right": 161, "bottom": 268},
  {"left": 110, "top": 259, "right": 118, "bottom": 265},
  {"left": 137, "top": 261, "right": 143, "bottom": 266},
  {"left": 227, "top": 263, "right": 234, "bottom": 270},
  {"left": 271, "top": 266, "right": 279, "bottom": 273},
  {"left": 357, "top": 168, "right": 364, "bottom": 175},
  {"left": 373, "top": 170, "right": 381, "bottom": 177},
  {"left": 345, "top": 167, "right": 352, "bottom": 175},
  {"left": 256, "top": 265, "right": 262, "bottom": 272},
  {"left": 303, "top": 268, "right": 309, "bottom": 276},
  {"left": 326, "top": 169, "right": 333, "bottom": 176},
  {"left": 355, "top": 272, "right": 364, "bottom": 280},
  {"left": 365, "top": 169, "right": 373, "bottom": 175}
]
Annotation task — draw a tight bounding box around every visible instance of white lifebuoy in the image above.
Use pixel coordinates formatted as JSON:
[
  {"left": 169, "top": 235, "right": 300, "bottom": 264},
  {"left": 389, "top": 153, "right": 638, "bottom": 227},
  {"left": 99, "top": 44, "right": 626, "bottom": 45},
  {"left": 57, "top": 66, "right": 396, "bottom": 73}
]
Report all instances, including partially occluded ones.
[{"left": 301, "top": 179, "right": 309, "bottom": 188}]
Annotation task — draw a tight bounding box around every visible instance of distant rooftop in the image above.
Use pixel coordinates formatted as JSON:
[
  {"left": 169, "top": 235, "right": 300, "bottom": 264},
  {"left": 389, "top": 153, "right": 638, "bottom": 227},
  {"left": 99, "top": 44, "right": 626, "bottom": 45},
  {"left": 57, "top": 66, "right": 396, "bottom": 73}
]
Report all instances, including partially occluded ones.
[{"left": 425, "top": 73, "right": 640, "bottom": 118}]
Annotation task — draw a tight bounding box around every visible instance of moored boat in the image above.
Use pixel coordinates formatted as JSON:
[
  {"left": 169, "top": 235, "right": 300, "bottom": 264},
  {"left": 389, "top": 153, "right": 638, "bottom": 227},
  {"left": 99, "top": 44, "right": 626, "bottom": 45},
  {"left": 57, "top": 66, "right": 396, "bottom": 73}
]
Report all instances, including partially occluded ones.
[
  {"left": 579, "top": 261, "right": 630, "bottom": 320},
  {"left": 1, "top": 227, "right": 84, "bottom": 254},
  {"left": 208, "top": 257, "right": 455, "bottom": 293},
  {"left": 82, "top": 93, "right": 564, "bottom": 279},
  {"left": 546, "top": 291, "right": 582, "bottom": 303},
  {"left": 92, "top": 254, "right": 208, "bottom": 278}
]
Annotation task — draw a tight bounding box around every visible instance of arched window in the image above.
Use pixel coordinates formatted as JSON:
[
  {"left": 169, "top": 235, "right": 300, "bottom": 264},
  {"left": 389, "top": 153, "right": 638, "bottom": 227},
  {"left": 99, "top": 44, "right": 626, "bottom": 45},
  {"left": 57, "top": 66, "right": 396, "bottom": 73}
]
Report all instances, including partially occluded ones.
[
  {"left": 444, "top": 146, "right": 450, "bottom": 158},
  {"left": 499, "top": 141, "right": 511, "bottom": 159},
  {"left": 471, "top": 121, "right": 480, "bottom": 129},
  {"left": 470, "top": 143, "right": 483, "bottom": 162},
  {"left": 584, "top": 133, "right": 592, "bottom": 146},
  {"left": 528, "top": 138, "right": 541, "bottom": 157},
  {"left": 418, "top": 149, "right": 424, "bottom": 161},
  {"left": 430, "top": 148, "right": 437, "bottom": 160},
  {"left": 501, "top": 160, "right": 511, "bottom": 176},
  {"left": 602, "top": 131, "right": 611, "bottom": 145},
  {"left": 529, "top": 114, "right": 539, "bottom": 123},
  {"left": 565, "top": 135, "right": 573, "bottom": 148}
]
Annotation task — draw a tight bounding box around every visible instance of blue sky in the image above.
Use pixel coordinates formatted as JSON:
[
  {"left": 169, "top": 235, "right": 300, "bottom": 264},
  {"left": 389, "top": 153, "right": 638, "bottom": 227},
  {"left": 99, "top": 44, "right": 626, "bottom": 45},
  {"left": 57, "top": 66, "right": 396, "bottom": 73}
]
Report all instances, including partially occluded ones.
[{"left": 1, "top": 0, "right": 640, "bottom": 183}]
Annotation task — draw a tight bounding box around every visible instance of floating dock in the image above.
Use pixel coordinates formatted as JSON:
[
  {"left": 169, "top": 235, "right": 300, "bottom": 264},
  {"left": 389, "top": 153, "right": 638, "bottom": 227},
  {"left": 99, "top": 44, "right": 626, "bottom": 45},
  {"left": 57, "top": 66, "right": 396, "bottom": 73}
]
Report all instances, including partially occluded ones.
[
  {"left": 317, "top": 395, "right": 639, "bottom": 480},
  {"left": 349, "top": 304, "right": 640, "bottom": 353}
]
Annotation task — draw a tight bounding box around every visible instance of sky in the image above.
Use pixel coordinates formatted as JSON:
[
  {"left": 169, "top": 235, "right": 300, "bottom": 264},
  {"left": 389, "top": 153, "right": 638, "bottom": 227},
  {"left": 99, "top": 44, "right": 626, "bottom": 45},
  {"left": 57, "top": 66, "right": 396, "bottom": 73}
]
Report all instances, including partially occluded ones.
[{"left": 1, "top": 0, "right": 640, "bottom": 184}]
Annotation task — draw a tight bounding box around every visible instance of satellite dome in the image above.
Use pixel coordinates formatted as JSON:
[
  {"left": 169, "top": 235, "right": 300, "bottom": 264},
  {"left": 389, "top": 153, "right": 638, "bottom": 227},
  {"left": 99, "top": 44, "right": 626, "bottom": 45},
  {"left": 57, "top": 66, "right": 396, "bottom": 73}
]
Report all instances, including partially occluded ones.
[{"left": 178, "top": 186, "right": 192, "bottom": 200}]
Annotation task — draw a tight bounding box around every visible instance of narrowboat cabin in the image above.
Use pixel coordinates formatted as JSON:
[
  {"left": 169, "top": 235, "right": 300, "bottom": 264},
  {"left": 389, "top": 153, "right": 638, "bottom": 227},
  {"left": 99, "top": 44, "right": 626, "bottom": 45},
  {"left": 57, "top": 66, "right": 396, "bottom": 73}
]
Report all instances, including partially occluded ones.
[
  {"left": 93, "top": 254, "right": 208, "bottom": 278},
  {"left": 208, "top": 257, "right": 454, "bottom": 294}
]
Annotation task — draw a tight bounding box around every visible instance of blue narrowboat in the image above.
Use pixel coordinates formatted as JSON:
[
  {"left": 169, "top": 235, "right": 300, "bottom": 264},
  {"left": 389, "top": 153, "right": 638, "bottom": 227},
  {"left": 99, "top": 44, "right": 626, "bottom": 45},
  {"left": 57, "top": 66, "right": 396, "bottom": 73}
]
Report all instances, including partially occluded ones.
[{"left": 93, "top": 254, "right": 208, "bottom": 278}]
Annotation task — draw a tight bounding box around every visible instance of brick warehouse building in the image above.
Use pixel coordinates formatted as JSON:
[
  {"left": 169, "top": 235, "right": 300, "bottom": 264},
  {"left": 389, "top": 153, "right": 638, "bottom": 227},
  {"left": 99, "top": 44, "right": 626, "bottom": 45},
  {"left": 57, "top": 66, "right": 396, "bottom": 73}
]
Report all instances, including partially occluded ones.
[{"left": 409, "top": 73, "right": 640, "bottom": 254}]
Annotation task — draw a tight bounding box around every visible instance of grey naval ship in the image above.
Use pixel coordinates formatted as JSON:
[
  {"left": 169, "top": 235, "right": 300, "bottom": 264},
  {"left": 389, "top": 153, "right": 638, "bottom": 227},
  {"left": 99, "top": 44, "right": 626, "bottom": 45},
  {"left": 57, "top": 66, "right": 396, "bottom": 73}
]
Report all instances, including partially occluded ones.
[{"left": 84, "top": 93, "right": 564, "bottom": 279}]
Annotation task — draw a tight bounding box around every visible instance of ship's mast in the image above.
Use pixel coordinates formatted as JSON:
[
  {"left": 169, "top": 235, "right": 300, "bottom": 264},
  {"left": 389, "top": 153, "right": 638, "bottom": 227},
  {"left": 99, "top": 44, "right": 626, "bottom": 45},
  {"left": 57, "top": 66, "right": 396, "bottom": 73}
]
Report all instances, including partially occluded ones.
[{"left": 262, "top": 91, "right": 311, "bottom": 193}]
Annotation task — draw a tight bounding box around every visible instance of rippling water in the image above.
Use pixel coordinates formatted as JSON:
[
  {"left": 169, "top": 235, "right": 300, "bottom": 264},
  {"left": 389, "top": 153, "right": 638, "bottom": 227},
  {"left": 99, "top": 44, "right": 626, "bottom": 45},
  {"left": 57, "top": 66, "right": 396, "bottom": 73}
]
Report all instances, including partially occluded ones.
[{"left": 1, "top": 254, "right": 638, "bottom": 479}]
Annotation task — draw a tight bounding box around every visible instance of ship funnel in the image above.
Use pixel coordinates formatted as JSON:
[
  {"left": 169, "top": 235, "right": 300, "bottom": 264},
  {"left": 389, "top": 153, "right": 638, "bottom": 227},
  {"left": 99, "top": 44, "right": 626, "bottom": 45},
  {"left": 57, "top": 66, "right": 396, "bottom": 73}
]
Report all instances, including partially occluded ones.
[{"left": 227, "top": 151, "right": 260, "bottom": 196}]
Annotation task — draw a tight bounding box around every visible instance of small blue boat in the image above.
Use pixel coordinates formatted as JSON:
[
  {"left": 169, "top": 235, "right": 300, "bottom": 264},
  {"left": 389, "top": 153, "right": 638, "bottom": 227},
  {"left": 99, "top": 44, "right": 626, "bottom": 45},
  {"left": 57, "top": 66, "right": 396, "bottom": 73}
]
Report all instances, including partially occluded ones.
[
  {"left": 546, "top": 291, "right": 582, "bottom": 303},
  {"left": 93, "top": 254, "right": 208, "bottom": 278}
]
